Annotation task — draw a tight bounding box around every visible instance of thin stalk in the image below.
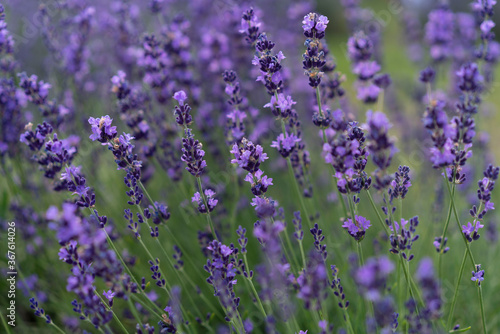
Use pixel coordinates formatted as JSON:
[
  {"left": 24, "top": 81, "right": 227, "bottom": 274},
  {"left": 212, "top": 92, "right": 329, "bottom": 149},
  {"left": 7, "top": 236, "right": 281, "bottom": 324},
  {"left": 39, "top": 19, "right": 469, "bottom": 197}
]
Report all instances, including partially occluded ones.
[
  {"left": 0, "top": 309, "right": 12, "bottom": 334},
  {"left": 230, "top": 167, "right": 240, "bottom": 232},
  {"left": 343, "top": 307, "right": 356, "bottom": 334},
  {"left": 378, "top": 89, "right": 385, "bottom": 112},
  {"left": 447, "top": 250, "right": 467, "bottom": 330},
  {"left": 366, "top": 190, "right": 390, "bottom": 235},
  {"left": 443, "top": 174, "right": 486, "bottom": 334},
  {"left": 283, "top": 221, "right": 300, "bottom": 272},
  {"left": 242, "top": 253, "right": 267, "bottom": 318},
  {"left": 357, "top": 241, "right": 373, "bottom": 321},
  {"left": 398, "top": 256, "right": 418, "bottom": 314},
  {"left": 247, "top": 277, "right": 267, "bottom": 319},
  {"left": 270, "top": 217, "right": 300, "bottom": 273},
  {"left": 130, "top": 294, "right": 163, "bottom": 320},
  {"left": 478, "top": 285, "right": 487, "bottom": 334},
  {"left": 286, "top": 157, "right": 313, "bottom": 229},
  {"left": 128, "top": 297, "right": 143, "bottom": 327},
  {"left": 438, "top": 184, "right": 455, "bottom": 280},
  {"left": 356, "top": 241, "right": 364, "bottom": 267},
  {"left": 397, "top": 259, "right": 403, "bottom": 315},
  {"left": 314, "top": 86, "right": 349, "bottom": 217},
  {"left": 398, "top": 198, "right": 403, "bottom": 222},
  {"left": 298, "top": 239, "right": 307, "bottom": 269},
  {"left": 49, "top": 322, "right": 67, "bottom": 334}
]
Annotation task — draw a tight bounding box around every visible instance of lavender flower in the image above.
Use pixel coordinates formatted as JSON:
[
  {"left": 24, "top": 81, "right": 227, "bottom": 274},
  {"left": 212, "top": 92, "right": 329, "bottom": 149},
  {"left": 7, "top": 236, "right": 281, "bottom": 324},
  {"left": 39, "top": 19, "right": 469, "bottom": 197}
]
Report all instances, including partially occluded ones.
[
  {"left": 102, "top": 290, "right": 115, "bottom": 307},
  {"left": 425, "top": 6, "right": 455, "bottom": 62},
  {"left": 471, "top": 264, "right": 485, "bottom": 286},
  {"left": 297, "top": 251, "right": 328, "bottom": 310},
  {"left": 416, "top": 258, "right": 442, "bottom": 320},
  {"left": 354, "top": 256, "right": 394, "bottom": 301},
  {"left": 173, "top": 90, "right": 193, "bottom": 126},
  {"left": 192, "top": 189, "right": 218, "bottom": 213},
  {"left": 204, "top": 241, "right": 242, "bottom": 326},
  {"left": 263, "top": 93, "right": 296, "bottom": 119},
  {"left": 342, "top": 215, "right": 371, "bottom": 242},
  {"left": 322, "top": 114, "right": 371, "bottom": 194},
  {"left": 389, "top": 165, "right": 411, "bottom": 200},
  {"left": 240, "top": 8, "right": 261, "bottom": 46},
  {"left": 88, "top": 115, "right": 117, "bottom": 144},
  {"left": 365, "top": 110, "right": 397, "bottom": 189},
  {"left": 292, "top": 211, "right": 304, "bottom": 241},
  {"left": 223, "top": 70, "right": 247, "bottom": 144},
  {"left": 302, "top": 13, "right": 329, "bottom": 87},
  {"left": 181, "top": 128, "right": 206, "bottom": 177},
  {"left": 271, "top": 132, "right": 301, "bottom": 158},
  {"left": 310, "top": 223, "right": 328, "bottom": 260},
  {"left": 433, "top": 236, "right": 450, "bottom": 254},
  {"left": 347, "top": 32, "right": 384, "bottom": 103},
  {"left": 389, "top": 217, "right": 420, "bottom": 261},
  {"left": 244, "top": 169, "right": 273, "bottom": 196},
  {"left": 230, "top": 138, "right": 268, "bottom": 173},
  {"left": 29, "top": 298, "right": 53, "bottom": 324},
  {"left": 330, "top": 265, "right": 349, "bottom": 309},
  {"left": 252, "top": 33, "right": 285, "bottom": 95}
]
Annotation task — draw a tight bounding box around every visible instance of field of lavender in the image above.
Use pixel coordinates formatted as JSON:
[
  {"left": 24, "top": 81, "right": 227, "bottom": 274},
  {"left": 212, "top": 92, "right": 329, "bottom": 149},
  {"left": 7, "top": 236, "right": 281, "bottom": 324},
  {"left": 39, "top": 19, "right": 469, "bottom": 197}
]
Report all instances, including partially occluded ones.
[{"left": 1, "top": 0, "right": 500, "bottom": 333}]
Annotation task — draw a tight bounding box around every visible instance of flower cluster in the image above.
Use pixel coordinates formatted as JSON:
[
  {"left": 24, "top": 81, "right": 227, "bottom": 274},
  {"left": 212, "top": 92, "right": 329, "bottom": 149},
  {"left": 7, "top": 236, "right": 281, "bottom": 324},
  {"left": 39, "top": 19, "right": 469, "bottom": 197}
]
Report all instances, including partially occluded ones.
[
  {"left": 230, "top": 138, "right": 268, "bottom": 173},
  {"left": 323, "top": 111, "right": 371, "bottom": 195},
  {"left": 416, "top": 259, "right": 442, "bottom": 320},
  {"left": 389, "top": 217, "right": 420, "bottom": 261},
  {"left": 301, "top": 13, "right": 329, "bottom": 88},
  {"left": 330, "top": 265, "right": 349, "bottom": 310},
  {"left": 342, "top": 215, "right": 371, "bottom": 242},
  {"left": 204, "top": 241, "right": 242, "bottom": 325},
  {"left": 347, "top": 32, "right": 387, "bottom": 103},
  {"left": 271, "top": 132, "right": 301, "bottom": 158},
  {"left": 389, "top": 165, "right": 411, "bottom": 200},
  {"left": 425, "top": 5, "right": 455, "bottom": 62},
  {"left": 223, "top": 70, "right": 247, "bottom": 144},
  {"left": 231, "top": 138, "right": 276, "bottom": 218},
  {"left": 365, "top": 110, "right": 397, "bottom": 189},
  {"left": 463, "top": 164, "right": 499, "bottom": 242},
  {"left": 297, "top": 251, "right": 328, "bottom": 310},
  {"left": 192, "top": 189, "right": 218, "bottom": 213},
  {"left": 174, "top": 91, "right": 207, "bottom": 177}
]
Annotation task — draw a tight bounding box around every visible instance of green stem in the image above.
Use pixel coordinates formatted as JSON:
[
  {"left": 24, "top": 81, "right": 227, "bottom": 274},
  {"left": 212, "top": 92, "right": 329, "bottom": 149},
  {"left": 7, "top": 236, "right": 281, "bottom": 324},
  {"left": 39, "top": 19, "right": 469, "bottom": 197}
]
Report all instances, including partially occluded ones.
[
  {"left": 447, "top": 250, "right": 467, "bottom": 330},
  {"left": 230, "top": 167, "right": 240, "bottom": 233},
  {"left": 241, "top": 253, "right": 267, "bottom": 318},
  {"left": 399, "top": 256, "right": 418, "bottom": 314},
  {"left": 0, "top": 309, "right": 12, "bottom": 334},
  {"left": 49, "top": 322, "right": 67, "bottom": 334},
  {"left": 130, "top": 294, "right": 163, "bottom": 320},
  {"left": 438, "top": 184, "right": 455, "bottom": 280},
  {"left": 128, "top": 297, "right": 143, "bottom": 327},
  {"left": 366, "top": 190, "right": 390, "bottom": 236},
  {"left": 443, "top": 173, "right": 486, "bottom": 334},
  {"left": 343, "top": 308, "right": 355, "bottom": 334},
  {"left": 286, "top": 157, "right": 313, "bottom": 229},
  {"left": 478, "top": 285, "right": 487, "bottom": 334},
  {"left": 247, "top": 278, "right": 267, "bottom": 319},
  {"left": 298, "top": 239, "right": 307, "bottom": 269},
  {"left": 378, "top": 89, "right": 385, "bottom": 112},
  {"left": 270, "top": 216, "right": 299, "bottom": 273}
]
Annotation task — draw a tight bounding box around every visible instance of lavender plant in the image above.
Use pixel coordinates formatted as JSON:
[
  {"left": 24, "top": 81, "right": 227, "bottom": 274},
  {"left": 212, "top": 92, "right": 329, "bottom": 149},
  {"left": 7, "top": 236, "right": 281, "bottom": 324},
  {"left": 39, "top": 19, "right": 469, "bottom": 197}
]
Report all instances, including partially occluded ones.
[{"left": 1, "top": 1, "right": 500, "bottom": 333}]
